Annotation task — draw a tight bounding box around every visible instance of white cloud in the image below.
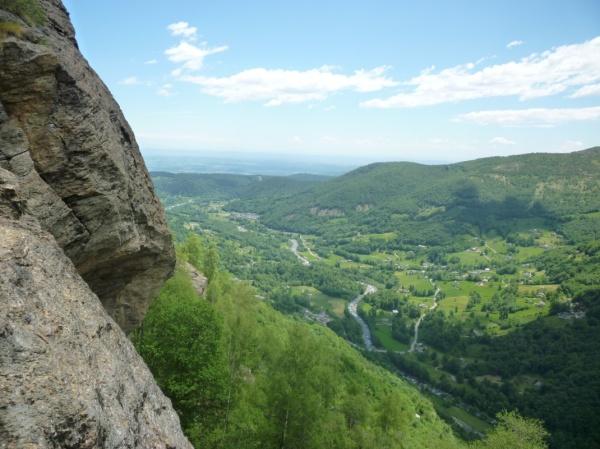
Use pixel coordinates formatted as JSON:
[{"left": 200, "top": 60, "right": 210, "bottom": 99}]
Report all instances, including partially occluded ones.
[
  {"left": 157, "top": 83, "right": 173, "bottom": 97},
  {"left": 507, "top": 40, "right": 524, "bottom": 49},
  {"left": 165, "top": 41, "right": 228, "bottom": 73},
  {"left": 570, "top": 83, "right": 600, "bottom": 98},
  {"left": 561, "top": 140, "right": 584, "bottom": 150},
  {"left": 180, "top": 66, "right": 397, "bottom": 106},
  {"left": 457, "top": 106, "right": 600, "bottom": 126},
  {"left": 167, "top": 21, "right": 197, "bottom": 39},
  {"left": 144, "top": 59, "right": 158, "bottom": 65},
  {"left": 489, "top": 136, "right": 516, "bottom": 145},
  {"left": 362, "top": 36, "right": 600, "bottom": 108},
  {"left": 119, "top": 76, "right": 140, "bottom": 86}
]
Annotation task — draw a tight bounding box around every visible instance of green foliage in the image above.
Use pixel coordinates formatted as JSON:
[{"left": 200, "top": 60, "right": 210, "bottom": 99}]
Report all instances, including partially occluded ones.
[
  {"left": 151, "top": 171, "right": 328, "bottom": 202},
  {"left": 181, "top": 233, "right": 205, "bottom": 268},
  {"left": 132, "top": 269, "right": 228, "bottom": 446},
  {"left": 204, "top": 243, "right": 220, "bottom": 283},
  {"left": 149, "top": 149, "right": 600, "bottom": 448},
  {"left": 471, "top": 411, "right": 548, "bottom": 449},
  {"left": 0, "top": 0, "right": 46, "bottom": 25},
  {"left": 135, "top": 238, "right": 470, "bottom": 449},
  {"left": 225, "top": 147, "right": 600, "bottom": 245}
]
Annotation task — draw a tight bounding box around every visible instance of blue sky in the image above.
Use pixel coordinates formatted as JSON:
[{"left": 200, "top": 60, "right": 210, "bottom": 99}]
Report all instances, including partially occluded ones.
[{"left": 64, "top": 0, "right": 600, "bottom": 163}]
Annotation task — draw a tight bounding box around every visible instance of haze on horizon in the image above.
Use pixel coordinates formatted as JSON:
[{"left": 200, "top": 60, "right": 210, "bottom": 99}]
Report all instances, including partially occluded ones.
[{"left": 65, "top": 0, "right": 600, "bottom": 164}]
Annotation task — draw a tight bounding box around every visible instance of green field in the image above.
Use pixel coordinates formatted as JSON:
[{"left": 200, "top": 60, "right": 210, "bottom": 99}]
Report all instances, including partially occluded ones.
[
  {"left": 373, "top": 324, "right": 408, "bottom": 352},
  {"left": 396, "top": 272, "right": 432, "bottom": 291}
]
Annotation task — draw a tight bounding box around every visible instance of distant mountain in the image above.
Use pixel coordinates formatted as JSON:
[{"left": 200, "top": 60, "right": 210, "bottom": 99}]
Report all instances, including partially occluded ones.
[
  {"left": 230, "top": 148, "right": 600, "bottom": 244},
  {"left": 151, "top": 171, "right": 330, "bottom": 201}
]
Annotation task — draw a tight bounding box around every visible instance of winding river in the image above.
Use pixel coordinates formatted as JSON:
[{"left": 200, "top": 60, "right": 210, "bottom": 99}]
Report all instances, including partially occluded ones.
[
  {"left": 347, "top": 284, "right": 377, "bottom": 350},
  {"left": 289, "top": 239, "right": 311, "bottom": 266}
]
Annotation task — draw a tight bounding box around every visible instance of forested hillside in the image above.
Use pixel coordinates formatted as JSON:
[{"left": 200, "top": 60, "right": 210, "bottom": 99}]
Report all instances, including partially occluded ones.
[
  {"left": 228, "top": 147, "right": 600, "bottom": 244},
  {"left": 151, "top": 148, "right": 600, "bottom": 449},
  {"left": 133, "top": 236, "right": 549, "bottom": 449},
  {"left": 152, "top": 172, "right": 328, "bottom": 201}
]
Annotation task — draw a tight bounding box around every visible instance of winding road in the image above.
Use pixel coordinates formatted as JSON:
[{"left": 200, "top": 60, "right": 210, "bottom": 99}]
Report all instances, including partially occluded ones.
[
  {"left": 300, "top": 236, "right": 320, "bottom": 260},
  {"left": 409, "top": 286, "right": 440, "bottom": 352},
  {"left": 165, "top": 199, "right": 194, "bottom": 211},
  {"left": 347, "top": 284, "right": 377, "bottom": 350}
]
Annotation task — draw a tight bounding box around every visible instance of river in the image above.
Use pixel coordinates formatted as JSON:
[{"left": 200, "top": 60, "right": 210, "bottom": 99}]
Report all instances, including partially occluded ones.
[{"left": 347, "top": 284, "right": 377, "bottom": 350}]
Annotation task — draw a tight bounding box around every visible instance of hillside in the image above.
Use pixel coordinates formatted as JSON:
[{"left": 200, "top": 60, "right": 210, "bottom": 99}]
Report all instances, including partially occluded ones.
[
  {"left": 152, "top": 171, "right": 329, "bottom": 202},
  {"left": 153, "top": 148, "right": 600, "bottom": 449},
  {"left": 229, "top": 148, "right": 600, "bottom": 244},
  {"left": 133, "top": 236, "right": 549, "bottom": 449}
]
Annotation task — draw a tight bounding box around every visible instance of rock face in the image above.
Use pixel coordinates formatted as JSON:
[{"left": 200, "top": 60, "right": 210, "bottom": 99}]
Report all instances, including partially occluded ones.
[
  {"left": 0, "top": 0, "right": 174, "bottom": 331},
  {"left": 0, "top": 212, "right": 191, "bottom": 448},
  {"left": 0, "top": 1, "right": 191, "bottom": 447},
  {"left": 185, "top": 262, "right": 208, "bottom": 296}
]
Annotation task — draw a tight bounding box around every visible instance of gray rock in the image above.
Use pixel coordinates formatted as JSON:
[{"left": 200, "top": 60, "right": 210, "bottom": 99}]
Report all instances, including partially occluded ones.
[
  {"left": 185, "top": 262, "right": 208, "bottom": 296},
  {"left": 0, "top": 2, "right": 191, "bottom": 447},
  {"left": 0, "top": 211, "right": 191, "bottom": 448},
  {"left": 0, "top": 0, "right": 174, "bottom": 331}
]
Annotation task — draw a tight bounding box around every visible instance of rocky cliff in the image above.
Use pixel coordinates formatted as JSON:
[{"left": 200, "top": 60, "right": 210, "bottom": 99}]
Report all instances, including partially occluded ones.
[
  {"left": 0, "top": 0, "right": 174, "bottom": 332},
  {"left": 0, "top": 1, "right": 191, "bottom": 447}
]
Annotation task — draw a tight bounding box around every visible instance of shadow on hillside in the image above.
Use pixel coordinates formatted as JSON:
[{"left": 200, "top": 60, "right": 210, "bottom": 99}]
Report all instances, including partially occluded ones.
[{"left": 444, "top": 182, "right": 558, "bottom": 237}]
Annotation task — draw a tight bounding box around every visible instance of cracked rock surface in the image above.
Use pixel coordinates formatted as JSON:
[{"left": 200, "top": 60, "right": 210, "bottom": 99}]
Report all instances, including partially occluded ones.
[
  {"left": 0, "top": 0, "right": 174, "bottom": 331},
  {"left": 0, "top": 1, "right": 190, "bottom": 447},
  {"left": 0, "top": 213, "right": 191, "bottom": 448}
]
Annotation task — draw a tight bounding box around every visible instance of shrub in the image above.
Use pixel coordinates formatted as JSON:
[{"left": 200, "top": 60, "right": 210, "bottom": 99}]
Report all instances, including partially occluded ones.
[
  {"left": 0, "top": 21, "right": 22, "bottom": 39},
  {"left": 0, "top": 0, "right": 46, "bottom": 25}
]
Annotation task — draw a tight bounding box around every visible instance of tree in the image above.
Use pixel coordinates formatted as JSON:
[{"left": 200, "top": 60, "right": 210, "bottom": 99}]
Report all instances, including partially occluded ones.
[
  {"left": 473, "top": 411, "right": 548, "bottom": 449},
  {"left": 261, "top": 325, "right": 336, "bottom": 449},
  {"left": 183, "top": 233, "right": 204, "bottom": 269},
  {"left": 132, "top": 269, "right": 228, "bottom": 447},
  {"left": 205, "top": 243, "right": 220, "bottom": 283}
]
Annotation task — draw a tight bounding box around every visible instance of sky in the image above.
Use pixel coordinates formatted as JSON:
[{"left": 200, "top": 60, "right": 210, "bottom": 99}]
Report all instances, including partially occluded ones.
[{"left": 64, "top": 0, "right": 600, "bottom": 164}]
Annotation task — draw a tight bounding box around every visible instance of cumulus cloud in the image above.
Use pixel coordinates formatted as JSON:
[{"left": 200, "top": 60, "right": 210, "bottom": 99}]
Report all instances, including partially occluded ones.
[
  {"left": 507, "top": 40, "right": 524, "bottom": 49},
  {"left": 180, "top": 66, "right": 397, "bottom": 106},
  {"left": 165, "top": 41, "right": 228, "bottom": 73},
  {"left": 157, "top": 83, "right": 173, "bottom": 97},
  {"left": 362, "top": 36, "right": 600, "bottom": 108},
  {"left": 167, "top": 21, "right": 197, "bottom": 39},
  {"left": 144, "top": 59, "right": 158, "bottom": 65},
  {"left": 570, "top": 83, "right": 600, "bottom": 98},
  {"left": 119, "top": 76, "right": 140, "bottom": 86},
  {"left": 457, "top": 106, "right": 600, "bottom": 127},
  {"left": 489, "top": 137, "right": 516, "bottom": 145}
]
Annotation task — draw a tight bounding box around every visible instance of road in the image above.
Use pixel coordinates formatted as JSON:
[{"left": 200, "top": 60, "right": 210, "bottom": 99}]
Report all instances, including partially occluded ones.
[
  {"left": 289, "top": 239, "right": 311, "bottom": 266},
  {"left": 300, "top": 236, "right": 320, "bottom": 260},
  {"left": 347, "top": 284, "right": 377, "bottom": 350},
  {"left": 409, "top": 286, "right": 440, "bottom": 353},
  {"left": 165, "top": 199, "right": 194, "bottom": 211}
]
